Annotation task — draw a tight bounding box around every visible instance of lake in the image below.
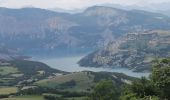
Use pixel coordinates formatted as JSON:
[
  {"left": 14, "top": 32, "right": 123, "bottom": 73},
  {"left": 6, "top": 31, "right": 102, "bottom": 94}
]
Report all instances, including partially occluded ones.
[{"left": 34, "top": 55, "right": 150, "bottom": 78}]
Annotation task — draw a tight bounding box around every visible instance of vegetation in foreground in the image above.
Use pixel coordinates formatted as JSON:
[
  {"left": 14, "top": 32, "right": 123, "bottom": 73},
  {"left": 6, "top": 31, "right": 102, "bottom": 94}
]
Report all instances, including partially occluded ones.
[
  {"left": 0, "top": 95, "right": 44, "bottom": 100},
  {"left": 85, "top": 58, "right": 170, "bottom": 100},
  {"left": 0, "top": 87, "right": 18, "bottom": 95}
]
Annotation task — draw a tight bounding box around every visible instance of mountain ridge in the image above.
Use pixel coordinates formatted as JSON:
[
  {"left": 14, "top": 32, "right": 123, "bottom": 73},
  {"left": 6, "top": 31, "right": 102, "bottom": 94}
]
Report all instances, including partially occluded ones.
[{"left": 0, "top": 6, "right": 170, "bottom": 56}]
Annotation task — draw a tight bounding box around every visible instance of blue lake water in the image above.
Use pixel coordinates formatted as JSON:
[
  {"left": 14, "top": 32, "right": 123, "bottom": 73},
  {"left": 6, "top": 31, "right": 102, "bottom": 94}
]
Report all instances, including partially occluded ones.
[{"left": 34, "top": 55, "right": 150, "bottom": 78}]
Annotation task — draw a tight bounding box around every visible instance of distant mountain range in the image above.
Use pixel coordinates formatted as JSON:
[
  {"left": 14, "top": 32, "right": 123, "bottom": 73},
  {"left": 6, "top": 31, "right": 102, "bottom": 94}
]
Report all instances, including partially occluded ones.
[
  {"left": 0, "top": 6, "right": 170, "bottom": 56},
  {"left": 98, "top": 3, "right": 170, "bottom": 17},
  {"left": 49, "top": 7, "right": 84, "bottom": 14},
  {"left": 79, "top": 30, "right": 170, "bottom": 72},
  {"left": 49, "top": 3, "right": 170, "bottom": 17}
]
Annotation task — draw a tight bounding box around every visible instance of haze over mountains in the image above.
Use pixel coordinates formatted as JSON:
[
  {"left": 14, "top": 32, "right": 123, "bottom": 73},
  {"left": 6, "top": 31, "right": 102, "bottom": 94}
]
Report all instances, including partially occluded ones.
[
  {"left": 99, "top": 2, "right": 170, "bottom": 16},
  {"left": 49, "top": 2, "right": 170, "bottom": 16},
  {"left": 0, "top": 6, "right": 170, "bottom": 58}
]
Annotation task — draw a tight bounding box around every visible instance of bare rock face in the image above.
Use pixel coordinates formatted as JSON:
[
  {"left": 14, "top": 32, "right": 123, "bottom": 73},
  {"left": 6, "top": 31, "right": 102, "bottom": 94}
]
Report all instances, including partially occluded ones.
[
  {"left": 84, "top": 6, "right": 129, "bottom": 27},
  {"left": 79, "top": 30, "right": 170, "bottom": 72},
  {"left": 45, "top": 17, "right": 78, "bottom": 32}
]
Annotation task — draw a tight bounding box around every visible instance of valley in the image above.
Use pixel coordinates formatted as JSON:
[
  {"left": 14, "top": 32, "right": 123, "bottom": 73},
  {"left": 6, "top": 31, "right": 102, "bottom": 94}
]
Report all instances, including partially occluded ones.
[
  {"left": 0, "top": 3, "right": 170, "bottom": 100},
  {"left": 1, "top": 6, "right": 170, "bottom": 74}
]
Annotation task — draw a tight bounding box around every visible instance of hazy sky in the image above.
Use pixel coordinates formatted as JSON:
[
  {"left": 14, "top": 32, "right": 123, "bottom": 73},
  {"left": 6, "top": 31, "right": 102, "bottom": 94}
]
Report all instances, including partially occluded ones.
[{"left": 0, "top": 0, "right": 170, "bottom": 9}]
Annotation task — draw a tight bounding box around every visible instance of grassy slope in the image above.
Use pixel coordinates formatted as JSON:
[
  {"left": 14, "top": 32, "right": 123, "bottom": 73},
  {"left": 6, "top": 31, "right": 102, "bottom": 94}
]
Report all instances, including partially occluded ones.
[
  {"left": 0, "top": 60, "right": 136, "bottom": 99},
  {"left": 0, "top": 67, "right": 18, "bottom": 76},
  {"left": 0, "top": 95, "right": 44, "bottom": 100},
  {"left": 0, "top": 59, "right": 64, "bottom": 86},
  {"left": 36, "top": 72, "right": 94, "bottom": 92},
  {"left": 36, "top": 71, "right": 136, "bottom": 92},
  {"left": 0, "top": 95, "right": 87, "bottom": 100},
  {"left": 0, "top": 87, "right": 18, "bottom": 95}
]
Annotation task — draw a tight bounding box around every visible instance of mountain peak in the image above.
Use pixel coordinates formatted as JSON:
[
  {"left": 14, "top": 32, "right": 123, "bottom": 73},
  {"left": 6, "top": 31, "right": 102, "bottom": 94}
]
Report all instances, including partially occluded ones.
[{"left": 84, "top": 6, "right": 124, "bottom": 17}]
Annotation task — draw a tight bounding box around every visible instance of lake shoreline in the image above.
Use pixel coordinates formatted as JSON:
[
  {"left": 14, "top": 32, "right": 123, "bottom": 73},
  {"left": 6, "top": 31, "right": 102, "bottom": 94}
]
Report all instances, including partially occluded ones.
[{"left": 33, "top": 55, "right": 150, "bottom": 78}]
